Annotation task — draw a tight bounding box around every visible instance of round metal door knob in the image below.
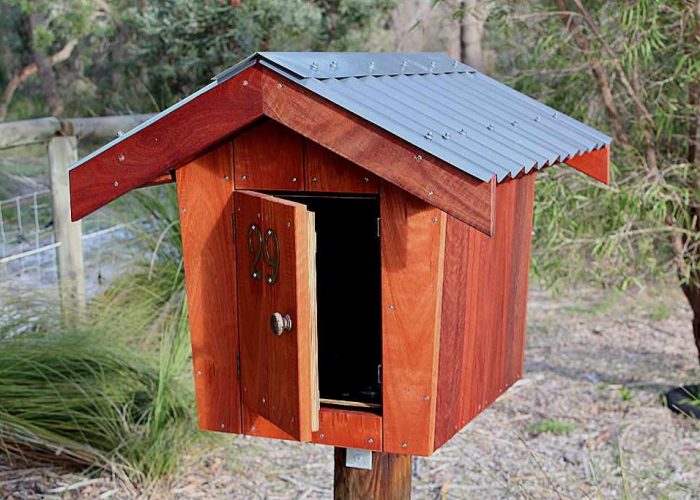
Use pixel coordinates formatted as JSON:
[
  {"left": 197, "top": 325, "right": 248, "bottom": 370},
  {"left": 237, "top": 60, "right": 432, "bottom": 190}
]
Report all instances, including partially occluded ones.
[{"left": 270, "top": 312, "right": 292, "bottom": 335}]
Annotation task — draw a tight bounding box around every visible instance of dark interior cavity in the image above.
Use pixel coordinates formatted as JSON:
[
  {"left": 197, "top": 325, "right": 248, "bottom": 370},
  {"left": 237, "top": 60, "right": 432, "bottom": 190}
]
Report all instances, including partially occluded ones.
[{"left": 279, "top": 193, "right": 382, "bottom": 409}]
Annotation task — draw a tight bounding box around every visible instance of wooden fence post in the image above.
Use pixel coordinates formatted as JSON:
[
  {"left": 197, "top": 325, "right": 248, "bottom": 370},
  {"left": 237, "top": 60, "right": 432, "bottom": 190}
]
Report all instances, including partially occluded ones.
[
  {"left": 334, "top": 448, "right": 412, "bottom": 499},
  {"left": 48, "top": 135, "right": 86, "bottom": 315}
]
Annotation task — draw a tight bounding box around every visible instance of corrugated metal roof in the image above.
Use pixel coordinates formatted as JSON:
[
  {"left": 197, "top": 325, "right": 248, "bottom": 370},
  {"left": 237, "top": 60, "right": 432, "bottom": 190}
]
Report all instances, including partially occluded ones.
[{"left": 72, "top": 52, "right": 611, "bottom": 182}]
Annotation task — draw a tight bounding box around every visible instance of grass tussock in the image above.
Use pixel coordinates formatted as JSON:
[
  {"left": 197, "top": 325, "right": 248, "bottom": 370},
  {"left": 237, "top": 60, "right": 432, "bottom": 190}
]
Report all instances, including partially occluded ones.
[{"left": 0, "top": 184, "right": 198, "bottom": 480}]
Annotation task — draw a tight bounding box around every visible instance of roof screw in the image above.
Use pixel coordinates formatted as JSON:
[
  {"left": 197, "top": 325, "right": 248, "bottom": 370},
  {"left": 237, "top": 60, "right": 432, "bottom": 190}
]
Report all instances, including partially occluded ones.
[
  {"left": 291, "top": 176, "right": 298, "bottom": 182},
  {"left": 534, "top": 115, "right": 542, "bottom": 122},
  {"left": 367, "top": 438, "right": 374, "bottom": 444},
  {"left": 442, "top": 132, "right": 451, "bottom": 140},
  {"left": 452, "top": 60, "right": 459, "bottom": 68},
  {"left": 310, "top": 61, "right": 319, "bottom": 71},
  {"left": 487, "top": 124, "right": 495, "bottom": 131},
  {"left": 276, "top": 83, "right": 282, "bottom": 89},
  {"left": 242, "top": 80, "right": 249, "bottom": 87},
  {"left": 511, "top": 120, "right": 519, "bottom": 127},
  {"left": 118, "top": 153, "right": 125, "bottom": 162},
  {"left": 428, "top": 190, "right": 434, "bottom": 196},
  {"left": 429, "top": 61, "right": 436, "bottom": 72},
  {"left": 363, "top": 176, "right": 370, "bottom": 183},
  {"left": 330, "top": 60, "right": 338, "bottom": 70},
  {"left": 552, "top": 112, "right": 558, "bottom": 119},
  {"left": 241, "top": 175, "right": 247, "bottom": 180},
  {"left": 368, "top": 61, "right": 376, "bottom": 71},
  {"left": 113, "top": 180, "right": 119, "bottom": 187},
  {"left": 116, "top": 130, "right": 124, "bottom": 137},
  {"left": 424, "top": 131, "right": 433, "bottom": 141},
  {"left": 311, "top": 176, "right": 318, "bottom": 183},
  {"left": 414, "top": 154, "right": 423, "bottom": 161},
  {"left": 401, "top": 442, "right": 408, "bottom": 449},
  {"left": 400, "top": 59, "right": 408, "bottom": 71},
  {"left": 459, "top": 128, "right": 468, "bottom": 136}
]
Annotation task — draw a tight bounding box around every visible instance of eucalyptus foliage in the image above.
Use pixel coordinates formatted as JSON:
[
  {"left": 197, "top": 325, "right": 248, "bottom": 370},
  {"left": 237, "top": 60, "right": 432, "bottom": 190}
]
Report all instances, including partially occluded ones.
[
  {"left": 129, "top": 0, "right": 395, "bottom": 108},
  {"left": 488, "top": 0, "right": 700, "bottom": 292}
]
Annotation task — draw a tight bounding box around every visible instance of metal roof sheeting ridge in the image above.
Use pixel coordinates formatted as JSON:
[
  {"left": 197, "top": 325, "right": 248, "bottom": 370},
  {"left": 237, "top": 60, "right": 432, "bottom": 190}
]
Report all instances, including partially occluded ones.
[{"left": 72, "top": 52, "right": 611, "bottom": 183}]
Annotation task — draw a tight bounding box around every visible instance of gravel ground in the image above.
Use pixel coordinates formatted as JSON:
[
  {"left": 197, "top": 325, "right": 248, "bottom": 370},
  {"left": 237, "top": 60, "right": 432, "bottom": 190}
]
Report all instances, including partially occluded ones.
[{"left": 3, "top": 286, "right": 700, "bottom": 499}]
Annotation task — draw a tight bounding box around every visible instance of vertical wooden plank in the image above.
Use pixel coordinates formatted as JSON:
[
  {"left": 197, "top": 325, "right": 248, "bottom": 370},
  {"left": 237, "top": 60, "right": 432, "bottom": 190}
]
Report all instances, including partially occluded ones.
[
  {"left": 433, "top": 174, "right": 536, "bottom": 450},
  {"left": 49, "top": 135, "right": 86, "bottom": 316},
  {"left": 234, "top": 119, "right": 304, "bottom": 191},
  {"left": 176, "top": 142, "right": 241, "bottom": 433},
  {"left": 334, "top": 448, "right": 412, "bottom": 500},
  {"left": 381, "top": 182, "right": 446, "bottom": 456},
  {"left": 304, "top": 140, "right": 379, "bottom": 194}
]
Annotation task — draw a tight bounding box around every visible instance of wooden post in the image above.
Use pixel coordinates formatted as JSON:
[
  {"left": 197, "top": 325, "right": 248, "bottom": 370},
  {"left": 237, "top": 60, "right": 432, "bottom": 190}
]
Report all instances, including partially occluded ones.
[
  {"left": 48, "top": 135, "right": 86, "bottom": 315},
  {"left": 334, "top": 448, "right": 412, "bottom": 500}
]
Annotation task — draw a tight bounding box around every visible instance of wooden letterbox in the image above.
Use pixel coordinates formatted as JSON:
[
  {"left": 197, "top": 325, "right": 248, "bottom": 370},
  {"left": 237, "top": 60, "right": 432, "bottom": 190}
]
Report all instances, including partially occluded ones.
[{"left": 68, "top": 52, "right": 611, "bottom": 457}]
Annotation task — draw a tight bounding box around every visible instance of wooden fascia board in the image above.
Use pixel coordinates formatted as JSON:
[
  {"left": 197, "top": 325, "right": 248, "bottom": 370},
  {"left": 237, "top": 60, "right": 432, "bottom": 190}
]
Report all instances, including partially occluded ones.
[
  {"left": 69, "top": 66, "right": 263, "bottom": 221},
  {"left": 259, "top": 67, "right": 496, "bottom": 236},
  {"left": 564, "top": 145, "right": 610, "bottom": 185}
]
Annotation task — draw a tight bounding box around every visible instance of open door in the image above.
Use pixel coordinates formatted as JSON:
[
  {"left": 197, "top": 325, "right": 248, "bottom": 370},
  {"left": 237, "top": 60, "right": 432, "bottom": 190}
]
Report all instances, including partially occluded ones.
[{"left": 235, "top": 190, "right": 319, "bottom": 441}]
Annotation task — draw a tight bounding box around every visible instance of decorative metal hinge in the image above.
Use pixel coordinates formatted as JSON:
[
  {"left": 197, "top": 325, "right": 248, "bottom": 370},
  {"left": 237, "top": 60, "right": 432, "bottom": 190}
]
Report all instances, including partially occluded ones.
[
  {"left": 376, "top": 217, "right": 381, "bottom": 238},
  {"left": 236, "top": 351, "right": 241, "bottom": 380}
]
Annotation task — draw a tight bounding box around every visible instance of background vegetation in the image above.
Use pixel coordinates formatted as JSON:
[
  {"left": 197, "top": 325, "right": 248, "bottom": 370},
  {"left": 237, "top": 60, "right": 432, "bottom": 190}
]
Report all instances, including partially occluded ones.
[{"left": 1, "top": 0, "right": 699, "bottom": 487}]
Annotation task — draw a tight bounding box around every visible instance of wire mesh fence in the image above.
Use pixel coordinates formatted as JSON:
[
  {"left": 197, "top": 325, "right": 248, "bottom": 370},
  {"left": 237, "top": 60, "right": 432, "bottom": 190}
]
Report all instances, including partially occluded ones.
[{"left": 0, "top": 189, "right": 128, "bottom": 292}]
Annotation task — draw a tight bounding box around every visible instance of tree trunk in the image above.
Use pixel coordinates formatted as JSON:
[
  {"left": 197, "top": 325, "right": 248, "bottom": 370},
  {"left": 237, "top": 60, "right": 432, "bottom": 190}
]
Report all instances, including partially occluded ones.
[
  {"left": 459, "top": 0, "right": 490, "bottom": 71},
  {"left": 681, "top": 283, "right": 700, "bottom": 365},
  {"left": 334, "top": 448, "right": 412, "bottom": 499},
  {"left": 27, "top": 13, "right": 64, "bottom": 117}
]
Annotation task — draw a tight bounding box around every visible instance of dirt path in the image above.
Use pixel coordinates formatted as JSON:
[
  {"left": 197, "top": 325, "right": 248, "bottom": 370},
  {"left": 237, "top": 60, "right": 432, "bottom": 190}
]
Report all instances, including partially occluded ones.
[{"left": 3, "top": 287, "right": 700, "bottom": 498}]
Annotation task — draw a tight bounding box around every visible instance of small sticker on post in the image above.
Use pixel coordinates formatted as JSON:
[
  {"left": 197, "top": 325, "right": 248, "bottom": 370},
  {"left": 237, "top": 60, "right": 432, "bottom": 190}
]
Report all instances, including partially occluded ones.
[{"left": 345, "top": 448, "right": 372, "bottom": 470}]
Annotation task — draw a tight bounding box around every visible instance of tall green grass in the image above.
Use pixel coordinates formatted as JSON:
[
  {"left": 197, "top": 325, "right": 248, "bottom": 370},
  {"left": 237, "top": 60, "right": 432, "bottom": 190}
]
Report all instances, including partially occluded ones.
[{"left": 0, "top": 183, "right": 198, "bottom": 480}]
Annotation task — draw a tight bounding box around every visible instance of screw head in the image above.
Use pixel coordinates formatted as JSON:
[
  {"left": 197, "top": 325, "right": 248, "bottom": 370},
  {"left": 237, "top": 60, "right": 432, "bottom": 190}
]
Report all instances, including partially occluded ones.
[
  {"left": 276, "top": 83, "right": 283, "bottom": 89},
  {"left": 242, "top": 80, "right": 249, "bottom": 86},
  {"left": 240, "top": 175, "right": 247, "bottom": 181},
  {"left": 388, "top": 304, "right": 396, "bottom": 311},
  {"left": 267, "top": 277, "right": 273, "bottom": 284},
  {"left": 401, "top": 442, "right": 408, "bottom": 449},
  {"left": 363, "top": 176, "right": 370, "bottom": 183},
  {"left": 368, "top": 438, "right": 374, "bottom": 444},
  {"left": 224, "top": 175, "right": 229, "bottom": 181},
  {"left": 424, "top": 131, "right": 433, "bottom": 141},
  {"left": 432, "top": 216, "right": 438, "bottom": 223},
  {"left": 117, "top": 154, "right": 125, "bottom": 162},
  {"left": 196, "top": 370, "right": 202, "bottom": 376},
  {"left": 113, "top": 181, "right": 119, "bottom": 187},
  {"left": 220, "top": 423, "right": 225, "bottom": 429},
  {"left": 414, "top": 154, "right": 423, "bottom": 161},
  {"left": 428, "top": 190, "right": 434, "bottom": 196},
  {"left": 291, "top": 177, "right": 298, "bottom": 182},
  {"left": 286, "top": 221, "right": 292, "bottom": 228},
  {"left": 423, "top": 395, "right": 430, "bottom": 401},
  {"left": 319, "top": 433, "right": 325, "bottom": 439},
  {"left": 311, "top": 176, "right": 318, "bottom": 183}
]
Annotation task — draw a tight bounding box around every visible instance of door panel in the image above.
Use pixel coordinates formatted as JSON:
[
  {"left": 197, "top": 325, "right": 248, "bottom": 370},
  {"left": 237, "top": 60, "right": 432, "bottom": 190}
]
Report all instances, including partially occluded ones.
[{"left": 235, "top": 190, "right": 319, "bottom": 441}]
